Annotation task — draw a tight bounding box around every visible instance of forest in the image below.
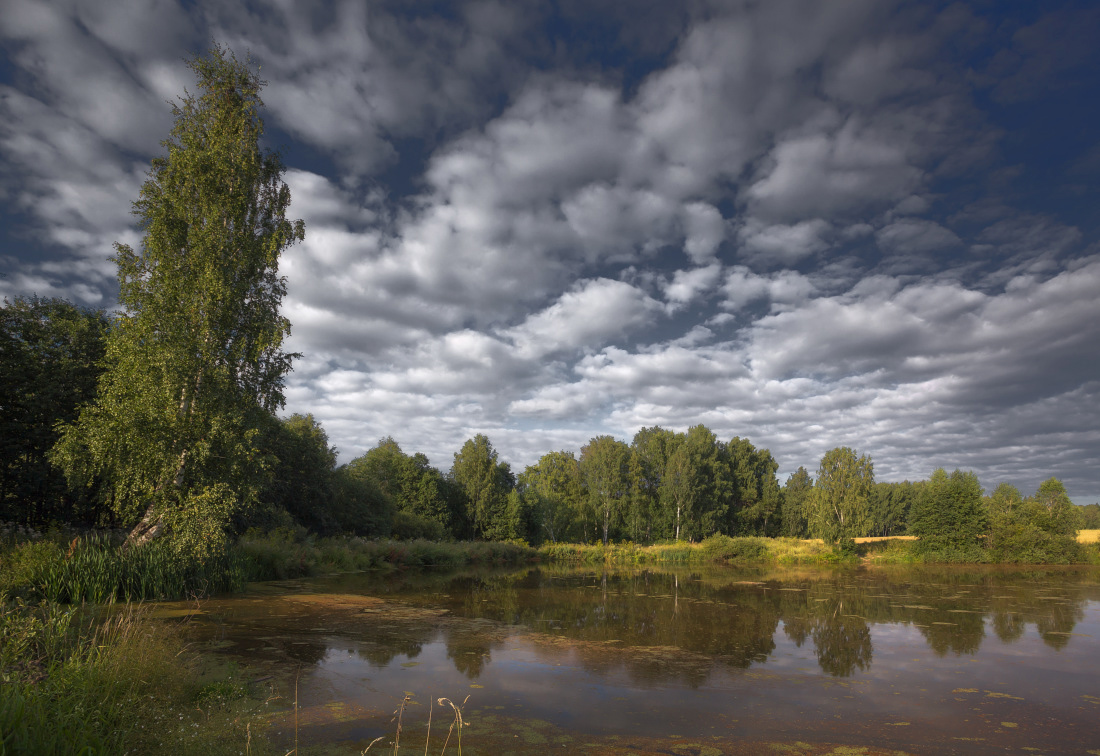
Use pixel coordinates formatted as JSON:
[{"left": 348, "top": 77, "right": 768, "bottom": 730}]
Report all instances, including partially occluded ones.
[{"left": 4, "top": 292, "right": 1097, "bottom": 566}]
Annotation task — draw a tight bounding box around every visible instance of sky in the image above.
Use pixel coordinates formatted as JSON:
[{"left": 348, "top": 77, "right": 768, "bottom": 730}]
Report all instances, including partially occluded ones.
[{"left": 2, "top": 0, "right": 1099, "bottom": 503}]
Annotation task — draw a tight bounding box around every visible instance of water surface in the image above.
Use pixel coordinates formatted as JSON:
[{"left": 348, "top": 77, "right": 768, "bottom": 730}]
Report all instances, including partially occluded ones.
[{"left": 166, "top": 564, "right": 1100, "bottom": 754}]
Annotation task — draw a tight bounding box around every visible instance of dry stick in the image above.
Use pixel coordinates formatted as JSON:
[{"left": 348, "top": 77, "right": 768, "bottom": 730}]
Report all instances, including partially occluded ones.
[
  {"left": 393, "top": 693, "right": 411, "bottom": 755},
  {"left": 292, "top": 666, "right": 301, "bottom": 756},
  {"left": 436, "top": 696, "right": 469, "bottom": 756},
  {"left": 424, "top": 696, "right": 434, "bottom": 756}
]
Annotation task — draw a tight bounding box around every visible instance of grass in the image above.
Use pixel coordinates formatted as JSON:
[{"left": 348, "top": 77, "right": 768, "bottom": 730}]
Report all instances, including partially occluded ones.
[
  {"left": 237, "top": 530, "right": 537, "bottom": 581},
  {"left": 538, "top": 535, "right": 846, "bottom": 566},
  {"left": 1078, "top": 529, "right": 1100, "bottom": 544},
  {"left": 0, "top": 530, "right": 537, "bottom": 603},
  {"left": 0, "top": 535, "right": 247, "bottom": 603},
  {"left": 0, "top": 595, "right": 280, "bottom": 756}
]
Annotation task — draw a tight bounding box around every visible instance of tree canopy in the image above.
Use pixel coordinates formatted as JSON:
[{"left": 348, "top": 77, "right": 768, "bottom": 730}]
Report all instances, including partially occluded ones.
[
  {"left": 909, "top": 468, "right": 987, "bottom": 552},
  {"left": 1, "top": 296, "right": 108, "bottom": 526},
  {"left": 53, "top": 46, "right": 304, "bottom": 557},
  {"left": 807, "top": 447, "right": 874, "bottom": 545}
]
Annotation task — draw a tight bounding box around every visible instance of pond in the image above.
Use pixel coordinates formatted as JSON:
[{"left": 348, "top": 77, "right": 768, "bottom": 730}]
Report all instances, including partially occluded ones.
[{"left": 162, "top": 564, "right": 1100, "bottom": 755}]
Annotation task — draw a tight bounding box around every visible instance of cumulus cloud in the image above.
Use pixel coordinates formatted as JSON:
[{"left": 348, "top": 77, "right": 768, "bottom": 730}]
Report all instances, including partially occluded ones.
[
  {"left": 3, "top": 1, "right": 1099, "bottom": 503},
  {"left": 504, "top": 278, "right": 663, "bottom": 358}
]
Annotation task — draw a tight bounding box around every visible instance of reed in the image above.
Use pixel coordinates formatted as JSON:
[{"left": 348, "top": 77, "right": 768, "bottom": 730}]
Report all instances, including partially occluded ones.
[
  {"left": 538, "top": 536, "right": 838, "bottom": 565},
  {"left": 236, "top": 532, "right": 536, "bottom": 582},
  {"left": 1, "top": 535, "right": 247, "bottom": 603},
  {"left": 360, "top": 693, "right": 470, "bottom": 755}
]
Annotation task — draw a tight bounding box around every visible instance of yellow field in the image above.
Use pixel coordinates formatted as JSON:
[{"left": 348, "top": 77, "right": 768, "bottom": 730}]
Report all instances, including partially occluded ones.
[{"left": 1078, "top": 529, "right": 1100, "bottom": 544}]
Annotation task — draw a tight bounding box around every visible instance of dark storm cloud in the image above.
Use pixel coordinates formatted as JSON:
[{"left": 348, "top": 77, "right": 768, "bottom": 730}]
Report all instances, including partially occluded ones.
[{"left": 2, "top": 0, "right": 1098, "bottom": 502}]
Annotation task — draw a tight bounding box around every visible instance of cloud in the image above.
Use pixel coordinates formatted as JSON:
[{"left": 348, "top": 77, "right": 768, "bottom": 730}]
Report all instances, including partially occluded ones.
[
  {"left": 746, "top": 116, "right": 925, "bottom": 223},
  {"left": 2, "top": 1, "right": 1099, "bottom": 505},
  {"left": 504, "top": 277, "right": 663, "bottom": 358},
  {"left": 739, "top": 219, "right": 832, "bottom": 264},
  {"left": 663, "top": 264, "right": 723, "bottom": 309},
  {"left": 875, "top": 218, "right": 963, "bottom": 257},
  {"left": 721, "top": 267, "right": 816, "bottom": 312}
]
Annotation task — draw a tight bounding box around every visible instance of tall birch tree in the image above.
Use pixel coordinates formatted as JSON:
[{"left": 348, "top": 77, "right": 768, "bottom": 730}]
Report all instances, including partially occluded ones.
[
  {"left": 54, "top": 46, "right": 304, "bottom": 556},
  {"left": 807, "top": 447, "right": 874, "bottom": 545}
]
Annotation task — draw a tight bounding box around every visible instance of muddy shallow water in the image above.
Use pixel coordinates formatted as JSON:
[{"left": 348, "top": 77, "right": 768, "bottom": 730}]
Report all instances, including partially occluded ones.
[{"left": 159, "top": 564, "right": 1100, "bottom": 755}]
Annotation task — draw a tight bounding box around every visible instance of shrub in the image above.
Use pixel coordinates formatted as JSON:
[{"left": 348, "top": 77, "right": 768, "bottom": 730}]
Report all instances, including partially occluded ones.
[{"left": 391, "top": 511, "right": 446, "bottom": 542}]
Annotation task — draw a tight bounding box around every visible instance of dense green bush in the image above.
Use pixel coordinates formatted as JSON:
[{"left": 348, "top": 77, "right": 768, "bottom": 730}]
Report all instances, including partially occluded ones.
[
  {"left": 987, "top": 480, "right": 1084, "bottom": 564},
  {"left": 699, "top": 535, "right": 769, "bottom": 562},
  {"left": 391, "top": 510, "right": 446, "bottom": 541}
]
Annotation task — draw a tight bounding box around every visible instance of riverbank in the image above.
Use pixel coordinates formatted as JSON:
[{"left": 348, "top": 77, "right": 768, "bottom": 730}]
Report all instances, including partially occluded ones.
[
  {"left": 538, "top": 535, "right": 848, "bottom": 565},
  {"left": 538, "top": 533, "right": 1100, "bottom": 567},
  {"left": 0, "top": 596, "right": 281, "bottom": 755},
  {"left": 0, "top": 528, "right": 537, "bottom": 603}
]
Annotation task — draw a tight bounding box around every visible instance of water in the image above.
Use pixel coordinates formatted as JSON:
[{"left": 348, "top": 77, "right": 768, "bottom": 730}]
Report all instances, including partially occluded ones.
[{"left": 163, "top": 564, "right": 1100, "bottom": 754}]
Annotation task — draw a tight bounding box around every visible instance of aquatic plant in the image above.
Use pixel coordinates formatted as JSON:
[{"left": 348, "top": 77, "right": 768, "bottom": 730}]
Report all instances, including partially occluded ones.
[{"left": 1, "top": 535, "right": 247, "bottom": 602}]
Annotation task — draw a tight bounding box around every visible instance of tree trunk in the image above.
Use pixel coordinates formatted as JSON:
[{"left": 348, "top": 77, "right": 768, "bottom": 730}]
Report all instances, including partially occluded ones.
[
  {"left": 125, "top": 448, "right": 187, "bottom": 549},
  {"left": 125, "top": 502, "right": 166, "bottom": 549}
]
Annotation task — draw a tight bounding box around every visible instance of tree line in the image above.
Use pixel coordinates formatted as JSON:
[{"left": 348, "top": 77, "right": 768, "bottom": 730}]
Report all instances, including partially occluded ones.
[
  {"left": 1, "top": 47, "right": 1094, "bottom": 562},
  {"left": 2, "top": 301, "right": 1091, "bottom": 558}
]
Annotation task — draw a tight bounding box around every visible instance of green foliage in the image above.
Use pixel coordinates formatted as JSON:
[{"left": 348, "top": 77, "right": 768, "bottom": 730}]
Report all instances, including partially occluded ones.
[
  {"left": 987, "top": 479, "right": 1084, "bottom": 564},
  {"left": 580, "top": 435, "right": 631, "bottom": 545},
  {"left": 625, "top": 426, "right": 676, "bottom": 543},
  {"left": 658, "top": 426, "right": 727, "bottom": 541},
  {"left": 1079, "top": 502, "right": 1100, "bottom": 529},
  {"left": 1, "top": 536, "right": 246, "bottom": 603},
  {"left": 518, "top": 451, "right": 584, "bottom": 545},
  {"left": 255, "top": 413, "right": 338, "bottom": 532},
  {"left": 235, "top": 531, "right": 534, "bottom": 579},
  {"left": 867, "top": 480, "right": 919, "bottom": 537},
  {"left": 0, "top": 297, "right": 108, "bottom": 527},
  {"left": 391, "top": 510, "right": 446, "bottom": 541},
  {"left": 451, "top": 434, "right": 515, "bottom": 540},
  {"left": 779, "top": 467, "right": 812, "bottom": 537},
  {"left": 537, "top": 536, "right": 832, "bottom": 565},
  {"left": 909, "top": 469, "right": 989, "bottom": 554},
  {"left": 332, "top": 464, "right": 396, "bottom": 538},
  {"left": 807, "top": 447, "right": 874, "bottom": 545},
  {"left": 699, "top": 534, "right": 770, "bottom": 562},
  {"left": 345, "top": 437, "right": 464, "bottom": 537},
  {"left": 727, "top": 437, "right": 781, "bottom": 536},
  {"left": 0, "top": 597, "right": 272, "bottom": 755},
  {"left": 52, "top": 46, "right": 304, "bottom": 557}
]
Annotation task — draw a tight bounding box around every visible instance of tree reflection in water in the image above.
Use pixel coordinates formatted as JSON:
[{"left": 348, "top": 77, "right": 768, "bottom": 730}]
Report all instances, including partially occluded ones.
[
  {"left": 418, "top": 565, "right": 1096, "bottom": 683},
  {"left": 185, "top": 565, "right": 1098, "bottom": 689}
]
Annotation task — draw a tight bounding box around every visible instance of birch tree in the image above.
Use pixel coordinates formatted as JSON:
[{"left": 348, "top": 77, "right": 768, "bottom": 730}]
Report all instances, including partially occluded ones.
[
  {"left": 807, "top": 447, "right": 873, "bottom": 546},
  {"left": 53, "top": 46, "right": 304, "bottom": 557}
]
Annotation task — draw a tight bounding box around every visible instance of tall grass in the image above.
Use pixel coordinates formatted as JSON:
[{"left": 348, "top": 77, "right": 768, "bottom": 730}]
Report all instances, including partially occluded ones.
[
  {"left": 237, "top": 531, "right": 537, "bottom": 582},
  {"left": 0, "top": 596, "right": 274, "bottom": 755},
  {"left": 1, "top": 536, "right": 247, "bottom": 603},
  {"left": 538, "top": 536, "right": 840, "bottom": 566}
]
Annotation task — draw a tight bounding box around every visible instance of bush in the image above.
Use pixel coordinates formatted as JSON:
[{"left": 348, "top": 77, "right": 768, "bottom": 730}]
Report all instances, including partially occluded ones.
[
  {"left": 391, "top": 511, "right": 446, "bottom": 541},
  {"left": 699, "top": 535, "right": 769, "bottom": 562}
]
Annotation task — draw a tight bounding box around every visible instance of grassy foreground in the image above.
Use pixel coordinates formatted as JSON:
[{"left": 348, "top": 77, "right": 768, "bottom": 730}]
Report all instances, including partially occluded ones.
[{"left": 0, "top": 596, "right": 281, "bottom": 756}]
